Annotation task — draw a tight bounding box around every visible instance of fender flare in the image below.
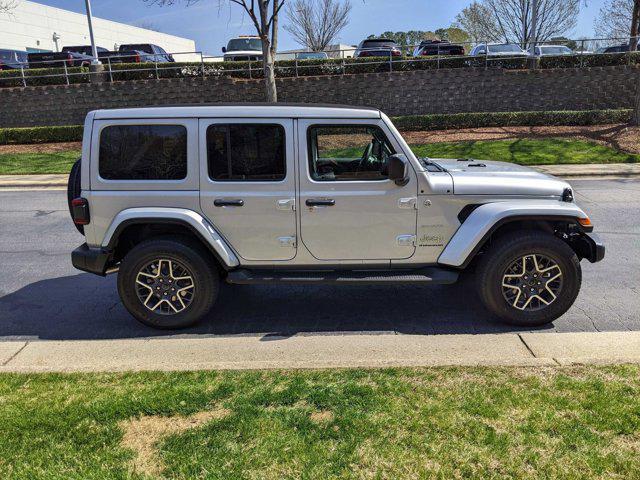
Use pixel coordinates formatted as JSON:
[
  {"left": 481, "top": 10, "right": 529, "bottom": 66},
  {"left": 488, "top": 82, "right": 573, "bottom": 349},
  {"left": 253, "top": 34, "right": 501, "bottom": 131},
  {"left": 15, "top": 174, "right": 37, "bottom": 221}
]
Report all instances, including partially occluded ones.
[
  {"left": 438, "top": 201, "right": 590, "bottom": 268},
  {"left": 102, "top": 207, "right": 240, "bottom": 269}
]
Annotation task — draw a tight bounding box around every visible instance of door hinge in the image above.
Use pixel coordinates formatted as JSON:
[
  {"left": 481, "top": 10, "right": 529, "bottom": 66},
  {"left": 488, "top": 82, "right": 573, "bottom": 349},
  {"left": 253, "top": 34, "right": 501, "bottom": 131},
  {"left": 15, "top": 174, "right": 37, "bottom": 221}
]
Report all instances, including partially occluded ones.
[
  {"left": 398, "top": 197, "right": 417, "bottom": 210},
  {"left": 396, "top": 234, "right": 416, "bottom": 247},
  {"left": 277, "top": 198, "right": 296, "bottom": 211},
  {"left": 278, "top": 236, "right": 297, "bottom": 248}
]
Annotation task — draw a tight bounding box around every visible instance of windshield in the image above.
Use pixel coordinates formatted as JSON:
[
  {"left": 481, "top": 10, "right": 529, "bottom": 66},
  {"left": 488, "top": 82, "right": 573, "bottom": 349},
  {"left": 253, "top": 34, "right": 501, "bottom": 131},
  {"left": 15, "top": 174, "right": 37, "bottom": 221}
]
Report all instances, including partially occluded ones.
[
  {"left": 63, "top": 46, "right": 92, "bottom": 55},
  {"left": 539, "top": 46, "right": 572, "bottom": 55},
  {"left": 361, "top": 40, "right": 396, "bottom": 49},
  {"left": 227, "top": 38, "right": 262, "bottom": 51},
  {"left": 0, "top": 50, "right": 15, "bottom": 61},
  {"left": 488, "top": 44, "right": 523, "bottom": 53}
]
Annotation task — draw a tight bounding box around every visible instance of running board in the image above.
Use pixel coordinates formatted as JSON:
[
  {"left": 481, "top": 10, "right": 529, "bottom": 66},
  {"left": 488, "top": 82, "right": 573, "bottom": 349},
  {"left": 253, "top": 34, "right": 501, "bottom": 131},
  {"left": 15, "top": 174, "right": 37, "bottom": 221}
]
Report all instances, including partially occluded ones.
[{"left": 226, "top": 268, "right": 459, "bottom": 285}]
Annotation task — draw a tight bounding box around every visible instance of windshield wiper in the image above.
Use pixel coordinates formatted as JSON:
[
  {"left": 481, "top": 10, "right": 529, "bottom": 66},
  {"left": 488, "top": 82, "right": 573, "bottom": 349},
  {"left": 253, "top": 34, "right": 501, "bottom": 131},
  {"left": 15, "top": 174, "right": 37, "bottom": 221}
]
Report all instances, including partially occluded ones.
[{"left": 420, "top": 157, "right": 445, "bottom": 172}]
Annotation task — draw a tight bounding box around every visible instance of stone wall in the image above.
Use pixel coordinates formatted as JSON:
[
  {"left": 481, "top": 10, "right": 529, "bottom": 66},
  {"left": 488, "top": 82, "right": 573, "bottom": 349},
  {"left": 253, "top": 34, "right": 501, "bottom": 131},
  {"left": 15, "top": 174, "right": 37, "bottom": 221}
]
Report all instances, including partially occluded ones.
[{"left": 0, "top": 66, "right": 637, "bottom": 128}]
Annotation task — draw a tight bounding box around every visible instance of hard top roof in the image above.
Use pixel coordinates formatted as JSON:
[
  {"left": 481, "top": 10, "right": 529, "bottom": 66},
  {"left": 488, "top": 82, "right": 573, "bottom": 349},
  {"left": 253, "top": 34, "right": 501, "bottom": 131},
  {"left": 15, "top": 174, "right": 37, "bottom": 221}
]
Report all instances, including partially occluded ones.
[{"left": 92, "top": 103, "right": 382, "bottom": 120}]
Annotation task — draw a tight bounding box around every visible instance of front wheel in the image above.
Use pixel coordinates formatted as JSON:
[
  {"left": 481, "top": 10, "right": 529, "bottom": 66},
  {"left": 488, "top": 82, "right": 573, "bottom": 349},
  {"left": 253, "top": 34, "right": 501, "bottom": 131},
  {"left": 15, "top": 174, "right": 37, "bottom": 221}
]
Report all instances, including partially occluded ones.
[
  {"left": 476, "top": 231, "right": 582, "bottom": 326},
  {"left": 117, "top": 237, "right": 219, "bottom": 329}
]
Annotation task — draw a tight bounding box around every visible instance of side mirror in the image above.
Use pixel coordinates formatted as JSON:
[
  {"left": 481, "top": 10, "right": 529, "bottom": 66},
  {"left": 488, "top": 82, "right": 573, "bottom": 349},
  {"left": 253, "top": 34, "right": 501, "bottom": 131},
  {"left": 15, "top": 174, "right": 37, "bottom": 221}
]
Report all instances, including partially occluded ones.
[
  {"left": 222, "top": 46, "right": 227, "bottom": 53},
  {"left": 388, "top": 154, "right": 410, "bottom": 186}
]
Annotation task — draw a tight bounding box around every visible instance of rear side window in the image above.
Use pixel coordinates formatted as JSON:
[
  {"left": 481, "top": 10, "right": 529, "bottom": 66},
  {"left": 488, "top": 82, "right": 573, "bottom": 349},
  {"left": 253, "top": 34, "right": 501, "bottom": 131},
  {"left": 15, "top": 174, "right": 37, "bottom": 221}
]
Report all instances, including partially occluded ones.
[
  {"left": 99, "top": 125, "right": 187, "bottom": 180},
  {"left": 207, "top": 124, "right": 285, "bottom": 181}
]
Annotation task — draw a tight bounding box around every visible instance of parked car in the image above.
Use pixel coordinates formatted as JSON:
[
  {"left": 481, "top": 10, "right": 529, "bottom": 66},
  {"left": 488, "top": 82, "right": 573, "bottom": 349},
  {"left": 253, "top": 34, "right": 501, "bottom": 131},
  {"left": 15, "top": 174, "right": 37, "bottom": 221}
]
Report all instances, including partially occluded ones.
[
  {"left": 104, "top": 44, "right": 175, "bottom": 64},
  {"left": 601, "top": 43, "right": 640, "bottom": 53},
  {"left": 470, "top": 43, "right": 528, "bottom": 57},
  {"left": 354, "top": 38, "right": 402, "bottom": 58},
  {"left": 296, "top": 52, "right": 329, "bottom": 60},
  {"left": 534, "top": 45, "right": 574, "bottom": 56},
  {"left": 0, "top": 49, "right": 28, "bottom": 70},
  {"left": 27, "top": 45, "right": 109, "bottom": 68},
  {"left": 68, "top": 104, "right": 604, "bottom": 330},
  {"left": 222, "top": 36, "right": 263, "bottom": 61},
  {"left": 412, "top": 40, "right": 465, "bottom": 57}
]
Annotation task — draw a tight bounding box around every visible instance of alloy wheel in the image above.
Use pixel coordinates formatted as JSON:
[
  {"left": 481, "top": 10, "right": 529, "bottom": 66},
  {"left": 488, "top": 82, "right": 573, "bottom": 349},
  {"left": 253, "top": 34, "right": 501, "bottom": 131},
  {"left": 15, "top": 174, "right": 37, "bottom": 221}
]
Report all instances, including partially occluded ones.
[
  {"left": 135, "top": 258, "right": 195, "bottom": 315},
  {"left": 501, "top": 254, "right": 563, "bottom": 311}
]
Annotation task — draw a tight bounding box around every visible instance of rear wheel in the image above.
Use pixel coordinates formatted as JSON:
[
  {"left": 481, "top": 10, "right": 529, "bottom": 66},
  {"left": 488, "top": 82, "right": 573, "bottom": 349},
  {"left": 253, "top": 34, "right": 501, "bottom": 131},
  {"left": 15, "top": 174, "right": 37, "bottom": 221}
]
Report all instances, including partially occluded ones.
[
  {"left": 476, "top": 231, "right": 581, "bottom": 326},
  {"left": 117, "top": 237, "right": 219, "bottom": 329}
]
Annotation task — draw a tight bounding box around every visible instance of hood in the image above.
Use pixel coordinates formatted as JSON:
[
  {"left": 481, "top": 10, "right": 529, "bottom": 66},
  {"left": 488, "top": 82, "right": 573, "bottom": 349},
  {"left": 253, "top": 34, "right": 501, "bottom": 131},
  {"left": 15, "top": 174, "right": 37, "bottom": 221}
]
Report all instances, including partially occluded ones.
[{"left": 429, "top": 158, "right": 571, "bottom": 196}]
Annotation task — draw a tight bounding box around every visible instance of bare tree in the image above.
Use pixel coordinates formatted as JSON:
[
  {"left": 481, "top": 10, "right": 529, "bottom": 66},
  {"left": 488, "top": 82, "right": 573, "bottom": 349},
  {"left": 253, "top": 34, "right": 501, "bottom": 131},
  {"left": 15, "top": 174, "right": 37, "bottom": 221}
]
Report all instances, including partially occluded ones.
[
  {"left": 284, "top": 0, "right": 351, "bottom": 52},
  {"left": 456, "top": 0, "right": 579, "bottom": 47},
  {"left": 630, "top": 0, "right": 640, "bottom": 50},
  {"left": 145, "top": 0, "right": 284, "bottom": 102},
  {"left": 594, "top": 0, "right": 633, "bottom": 39},
  {"left": 454, "top": 2, "right": 502, "bottom": 43},
  {"left": 0, "top": 1, "right": 17, "bottom": 14}
]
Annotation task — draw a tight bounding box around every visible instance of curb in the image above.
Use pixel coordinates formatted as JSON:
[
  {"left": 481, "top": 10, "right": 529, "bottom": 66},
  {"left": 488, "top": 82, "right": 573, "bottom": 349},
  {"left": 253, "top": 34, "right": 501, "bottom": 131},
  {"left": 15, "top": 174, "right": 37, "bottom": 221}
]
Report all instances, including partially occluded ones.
[{"left": 0, "top": 331, "right": 638, "bottom": 373}]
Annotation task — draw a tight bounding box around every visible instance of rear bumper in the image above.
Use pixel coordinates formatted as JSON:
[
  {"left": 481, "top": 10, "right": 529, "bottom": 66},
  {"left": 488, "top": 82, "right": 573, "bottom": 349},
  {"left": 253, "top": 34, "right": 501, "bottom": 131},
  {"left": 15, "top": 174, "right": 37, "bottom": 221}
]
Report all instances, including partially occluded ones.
[
  {"left": 71, "top": 243, "right": 111, "bottom": 276},
  {"left": 582, "top": 232, "right": 605, "bottom": 263}
]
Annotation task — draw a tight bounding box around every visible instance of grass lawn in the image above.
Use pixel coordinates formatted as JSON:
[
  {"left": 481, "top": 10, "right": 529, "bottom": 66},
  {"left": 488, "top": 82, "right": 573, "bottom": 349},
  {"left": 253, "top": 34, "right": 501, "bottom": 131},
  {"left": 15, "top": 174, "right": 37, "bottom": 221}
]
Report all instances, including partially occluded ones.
[
  {"left": 1, "top": 366, "right": 639, "bottom": 479},
  {"left": 0, "top": 151, "right": 79, "bottom": 175},
  {"left": 412, "top": 138, "right": 640, "bottom": 165},
  {"left": 1, "top": 138, "right": 639, "bottom": 175}
]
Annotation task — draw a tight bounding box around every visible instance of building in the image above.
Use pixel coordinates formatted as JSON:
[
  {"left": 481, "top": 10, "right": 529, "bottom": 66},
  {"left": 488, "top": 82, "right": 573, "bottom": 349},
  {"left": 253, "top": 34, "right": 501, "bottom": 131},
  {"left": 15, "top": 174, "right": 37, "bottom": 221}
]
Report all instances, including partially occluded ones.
[{"left": 0, "top": 1, "right": 198, "bottom": 61}]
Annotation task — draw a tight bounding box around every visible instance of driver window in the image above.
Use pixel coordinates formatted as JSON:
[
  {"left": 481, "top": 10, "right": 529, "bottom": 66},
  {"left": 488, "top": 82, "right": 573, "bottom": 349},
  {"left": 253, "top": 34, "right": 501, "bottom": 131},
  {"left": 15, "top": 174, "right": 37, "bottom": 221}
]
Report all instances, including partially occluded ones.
[{"left": 307, "top": 125, "right": 396, "bottom": 181}]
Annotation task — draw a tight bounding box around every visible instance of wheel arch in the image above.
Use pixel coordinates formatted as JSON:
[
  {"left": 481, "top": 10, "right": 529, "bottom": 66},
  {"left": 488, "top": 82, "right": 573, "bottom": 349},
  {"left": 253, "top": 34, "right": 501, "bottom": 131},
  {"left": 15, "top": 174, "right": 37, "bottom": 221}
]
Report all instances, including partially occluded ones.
[
  {"left": 102, "top": 208, "right": 240, "bottom": 270},
  {"left": 438, "top": 201, "right": 593, "bottom": 269}
]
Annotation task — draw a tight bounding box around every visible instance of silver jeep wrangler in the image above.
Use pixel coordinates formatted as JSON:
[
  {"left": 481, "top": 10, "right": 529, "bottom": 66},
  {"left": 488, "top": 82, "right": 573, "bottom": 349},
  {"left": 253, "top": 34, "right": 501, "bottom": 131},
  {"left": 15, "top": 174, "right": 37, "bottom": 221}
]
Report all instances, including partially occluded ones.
[{"left": 68, "top": 104, "right": 604, "bottom": 329}]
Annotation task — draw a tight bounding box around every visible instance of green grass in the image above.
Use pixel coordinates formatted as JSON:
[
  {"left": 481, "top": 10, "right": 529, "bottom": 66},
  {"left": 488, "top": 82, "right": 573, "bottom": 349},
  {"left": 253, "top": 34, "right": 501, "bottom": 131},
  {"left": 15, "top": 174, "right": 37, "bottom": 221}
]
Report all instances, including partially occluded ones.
[
  {"left": 412, "top": 138, "right": 640, "bottom": 165},
  {"left": 0, "top": 151, "right": 79, "bottom": 175},
  {"left": 1, "top": 366, "right": 640, "bottom": 479},
  {"left": 0, "top": 137, "right": 638, "bottom": 175}
]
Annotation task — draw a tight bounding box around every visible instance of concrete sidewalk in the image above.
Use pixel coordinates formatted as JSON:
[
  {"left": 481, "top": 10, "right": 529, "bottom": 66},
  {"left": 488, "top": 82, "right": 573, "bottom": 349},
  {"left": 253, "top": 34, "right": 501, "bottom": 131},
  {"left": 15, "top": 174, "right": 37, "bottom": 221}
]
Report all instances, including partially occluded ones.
[
  {"left": 0, "top": 163, "right": 639, "bottom": 188},
  {"left": 1, "top": 331, "right": 638, "bottom": 372}
]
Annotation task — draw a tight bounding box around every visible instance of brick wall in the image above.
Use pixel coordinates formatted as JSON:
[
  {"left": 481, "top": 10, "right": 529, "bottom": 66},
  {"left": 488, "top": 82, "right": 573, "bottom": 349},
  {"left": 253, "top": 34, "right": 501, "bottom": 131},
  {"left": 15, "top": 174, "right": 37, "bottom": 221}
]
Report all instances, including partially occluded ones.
[{"left": 0, "top": 66, "right": 637, "bottom": 128}]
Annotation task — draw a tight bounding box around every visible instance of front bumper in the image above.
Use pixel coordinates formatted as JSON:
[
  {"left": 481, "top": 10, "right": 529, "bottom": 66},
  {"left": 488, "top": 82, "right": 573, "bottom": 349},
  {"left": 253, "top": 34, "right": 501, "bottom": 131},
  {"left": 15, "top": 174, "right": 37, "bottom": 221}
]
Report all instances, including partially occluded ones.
[
  {"left": 71, "top": 243, "right": 111, "bottom": 276},
  {"left": 581, "top": 232, "right": 605, "bottom": 263}
]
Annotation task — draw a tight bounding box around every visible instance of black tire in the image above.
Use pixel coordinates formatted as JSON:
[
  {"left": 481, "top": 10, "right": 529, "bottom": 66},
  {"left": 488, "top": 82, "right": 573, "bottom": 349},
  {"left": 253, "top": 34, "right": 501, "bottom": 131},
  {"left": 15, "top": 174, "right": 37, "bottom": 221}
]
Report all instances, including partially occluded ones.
[
  {"left": 117, "top": 237, "right": 219, "bottom": 329},
  {"left": 476, "top": 231, "right": 581, "bottom": 326},
  {"left": 67, "top": 158, "right": 83, "bottom": 234}
]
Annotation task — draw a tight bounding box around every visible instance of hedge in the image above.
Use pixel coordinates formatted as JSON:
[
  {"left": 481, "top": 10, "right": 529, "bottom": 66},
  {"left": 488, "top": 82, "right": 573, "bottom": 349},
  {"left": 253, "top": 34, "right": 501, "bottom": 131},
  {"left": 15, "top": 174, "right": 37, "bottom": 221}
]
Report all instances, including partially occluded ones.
[
  {"left": 0, "top": 125, "right": 83, "bottom": 144},
  {"left": 3, "top": 51, "right": 639, "bottom": 89},
  {"left": 390, "top": 109, "right": 633, "bottom": 131},
  {"left": 0, "top": 109, "right": 631, "bottom": 144}
]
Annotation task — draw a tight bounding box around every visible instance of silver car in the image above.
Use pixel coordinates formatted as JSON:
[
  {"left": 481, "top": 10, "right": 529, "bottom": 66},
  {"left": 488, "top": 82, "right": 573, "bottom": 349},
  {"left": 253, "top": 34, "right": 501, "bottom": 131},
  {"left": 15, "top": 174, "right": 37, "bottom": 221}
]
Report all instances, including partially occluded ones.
[{"left": 68, "top": 104, "right": 604, "bottom": 329}]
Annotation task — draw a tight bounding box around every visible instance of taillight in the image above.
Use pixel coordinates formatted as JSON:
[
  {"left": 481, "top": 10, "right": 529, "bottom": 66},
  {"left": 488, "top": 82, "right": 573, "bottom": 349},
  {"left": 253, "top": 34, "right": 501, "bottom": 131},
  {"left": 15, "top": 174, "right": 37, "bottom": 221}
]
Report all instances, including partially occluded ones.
[
  {"left": 71, "top": 197, "right": 90, "bottom": 225},
  {"left": 67, "top": 54, "right": 73, "bottom": 67},
  {"left": 135, "top": 53, "right": 141, "bottom": 63},
  {"left": 392, "top": 50, "right": 401, "bottom": 57}
]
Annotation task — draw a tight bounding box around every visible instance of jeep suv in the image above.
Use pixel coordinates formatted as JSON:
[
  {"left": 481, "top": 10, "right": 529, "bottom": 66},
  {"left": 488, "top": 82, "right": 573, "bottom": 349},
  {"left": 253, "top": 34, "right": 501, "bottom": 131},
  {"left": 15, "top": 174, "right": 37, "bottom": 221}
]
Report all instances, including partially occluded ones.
[{"left": 68, "top": 104, "right": 604, "bottom": 329}]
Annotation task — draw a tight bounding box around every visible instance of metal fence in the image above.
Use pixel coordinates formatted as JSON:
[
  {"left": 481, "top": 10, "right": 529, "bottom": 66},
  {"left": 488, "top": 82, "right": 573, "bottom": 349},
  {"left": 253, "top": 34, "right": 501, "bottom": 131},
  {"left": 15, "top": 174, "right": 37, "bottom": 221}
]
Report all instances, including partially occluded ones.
[{"left": 1, "top": 36, "right": 639, "bottom": 89}]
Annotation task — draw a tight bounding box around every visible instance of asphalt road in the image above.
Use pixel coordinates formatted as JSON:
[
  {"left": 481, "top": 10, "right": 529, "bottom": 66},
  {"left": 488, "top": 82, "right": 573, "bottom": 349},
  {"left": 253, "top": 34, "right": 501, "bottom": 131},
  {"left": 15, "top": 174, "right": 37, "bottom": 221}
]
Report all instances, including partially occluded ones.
[{"left": 0, "top": 178, "right": 638, "bottom": 341}]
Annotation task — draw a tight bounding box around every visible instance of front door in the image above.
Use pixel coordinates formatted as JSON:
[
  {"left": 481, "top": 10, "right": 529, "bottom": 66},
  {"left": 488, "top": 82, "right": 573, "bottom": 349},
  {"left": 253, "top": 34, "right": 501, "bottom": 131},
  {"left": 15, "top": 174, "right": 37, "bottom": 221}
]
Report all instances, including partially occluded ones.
[
  {"left": 199, "top": 119, "right": 297, "bottom": 261},
  {"left": 298, "top": 119, "right": 418, "bottom": 261}
]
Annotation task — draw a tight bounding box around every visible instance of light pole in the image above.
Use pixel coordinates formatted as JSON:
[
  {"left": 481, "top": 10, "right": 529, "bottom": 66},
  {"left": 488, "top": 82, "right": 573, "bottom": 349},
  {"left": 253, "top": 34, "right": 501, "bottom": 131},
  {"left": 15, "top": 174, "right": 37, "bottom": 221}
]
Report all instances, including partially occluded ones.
[
  {"left": 84, "top": 0, "right": 101, "bottom": 65},
  {"left": 529, "top": 0, "right": 539, "bottom": 57}
]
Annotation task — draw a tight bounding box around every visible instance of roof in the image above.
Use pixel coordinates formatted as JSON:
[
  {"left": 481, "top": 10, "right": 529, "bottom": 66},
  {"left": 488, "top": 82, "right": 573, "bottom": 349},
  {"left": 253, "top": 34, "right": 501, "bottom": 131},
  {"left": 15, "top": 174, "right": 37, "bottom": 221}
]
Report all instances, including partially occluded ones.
[{"left": 92, "top": 103, "right": 382, "bottom": 120}]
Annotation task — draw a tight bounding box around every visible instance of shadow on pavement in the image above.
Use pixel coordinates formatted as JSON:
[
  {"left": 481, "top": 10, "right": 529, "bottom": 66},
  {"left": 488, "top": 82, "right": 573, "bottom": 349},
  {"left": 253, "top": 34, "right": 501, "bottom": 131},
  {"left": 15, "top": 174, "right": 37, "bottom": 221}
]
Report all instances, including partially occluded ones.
[{"left": 0, "top": 273, "right": 552, "bottom": 340}]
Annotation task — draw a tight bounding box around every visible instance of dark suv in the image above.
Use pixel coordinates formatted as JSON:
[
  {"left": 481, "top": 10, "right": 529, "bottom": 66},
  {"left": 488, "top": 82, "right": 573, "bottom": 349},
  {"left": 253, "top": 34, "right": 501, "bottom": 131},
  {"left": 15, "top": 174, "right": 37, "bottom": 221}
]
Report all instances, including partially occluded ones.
[
  {"left": 354, "top": 39, "right": 402, "bottom": 58},
  {"left": 412, "top": 40, "right": 465, "bottom": 57}
]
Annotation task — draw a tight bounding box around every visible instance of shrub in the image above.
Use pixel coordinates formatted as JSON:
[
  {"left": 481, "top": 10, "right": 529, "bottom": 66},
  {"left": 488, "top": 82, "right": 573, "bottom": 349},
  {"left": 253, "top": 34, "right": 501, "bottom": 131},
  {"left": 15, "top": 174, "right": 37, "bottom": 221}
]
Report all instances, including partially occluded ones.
[
  {"left": 390, "top": 109, "right": 632, "bottom": 131},
  {"left": 0, "top": 67, "right": 89, "bottom": 88},
  {"left": 0, "top": 125, "right": 83, "bottom": 144},
  {"left": 538, "top": 52, "right": 640, "bottom": 69}
]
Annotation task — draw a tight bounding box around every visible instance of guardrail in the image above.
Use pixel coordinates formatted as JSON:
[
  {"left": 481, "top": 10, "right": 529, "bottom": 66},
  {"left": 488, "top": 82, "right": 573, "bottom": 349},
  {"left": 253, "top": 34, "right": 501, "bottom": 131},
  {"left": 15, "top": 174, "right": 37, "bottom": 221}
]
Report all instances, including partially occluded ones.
[{"left": 1, "top": 36, "right": 639, "bottom": 89}]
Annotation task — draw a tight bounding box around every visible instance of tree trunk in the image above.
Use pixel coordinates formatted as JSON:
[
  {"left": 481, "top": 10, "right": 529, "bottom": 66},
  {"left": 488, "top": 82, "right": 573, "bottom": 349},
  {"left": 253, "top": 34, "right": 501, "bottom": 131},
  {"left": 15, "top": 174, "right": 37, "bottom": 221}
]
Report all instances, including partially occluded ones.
[
  {"left": 261, "top": 37, "right": 277, "bottom": 102},
  {"left": 631, "top": 0, "right": 640, "bottom": 52}
]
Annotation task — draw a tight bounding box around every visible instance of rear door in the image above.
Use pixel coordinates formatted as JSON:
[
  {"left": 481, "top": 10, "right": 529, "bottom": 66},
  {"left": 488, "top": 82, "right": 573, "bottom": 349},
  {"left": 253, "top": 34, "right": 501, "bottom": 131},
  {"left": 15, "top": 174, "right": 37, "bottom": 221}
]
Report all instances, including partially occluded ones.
[{"left": 199, "top": 118, "right": 297, "bottom": 261}]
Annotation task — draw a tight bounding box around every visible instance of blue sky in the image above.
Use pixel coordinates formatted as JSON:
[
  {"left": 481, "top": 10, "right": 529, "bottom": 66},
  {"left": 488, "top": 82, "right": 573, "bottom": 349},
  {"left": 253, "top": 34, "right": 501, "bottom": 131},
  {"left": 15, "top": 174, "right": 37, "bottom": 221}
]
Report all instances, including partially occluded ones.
[{"left": 39, "top": 0, "right": 607, "bottom": 54}]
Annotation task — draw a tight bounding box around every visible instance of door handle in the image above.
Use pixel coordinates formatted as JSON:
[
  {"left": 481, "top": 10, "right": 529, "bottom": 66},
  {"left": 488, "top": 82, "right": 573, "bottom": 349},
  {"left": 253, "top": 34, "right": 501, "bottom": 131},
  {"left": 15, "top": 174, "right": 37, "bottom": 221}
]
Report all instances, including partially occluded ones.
[
  {"left": 306, "top": 199, "right": 335, "bottom": 207},
  {"left": 214, "top": 199, "right": 244, "bottom": 207}
]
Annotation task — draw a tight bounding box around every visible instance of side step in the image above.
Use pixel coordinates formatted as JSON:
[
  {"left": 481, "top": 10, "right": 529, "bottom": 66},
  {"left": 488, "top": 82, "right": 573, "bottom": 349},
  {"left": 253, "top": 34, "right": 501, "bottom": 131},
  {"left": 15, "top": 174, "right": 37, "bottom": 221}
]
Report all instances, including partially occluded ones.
[{"left": 226, "top": 267, "right": 459, "bottom": 285}]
